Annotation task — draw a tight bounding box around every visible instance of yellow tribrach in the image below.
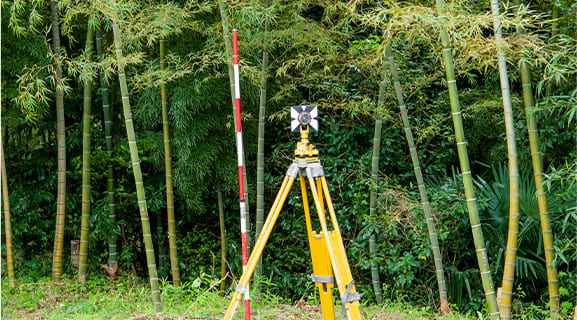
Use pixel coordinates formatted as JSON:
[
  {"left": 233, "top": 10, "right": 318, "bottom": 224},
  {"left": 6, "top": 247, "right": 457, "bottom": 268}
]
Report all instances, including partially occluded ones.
[{"left": 294, "top": 125, "right": 319, "bottom": 161}]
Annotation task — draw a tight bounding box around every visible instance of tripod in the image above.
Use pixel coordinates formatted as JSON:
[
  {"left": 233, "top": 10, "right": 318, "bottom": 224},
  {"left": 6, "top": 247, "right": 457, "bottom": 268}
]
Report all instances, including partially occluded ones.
[{"left": 223, "top": 123, "right": 362, "bottom": 320}]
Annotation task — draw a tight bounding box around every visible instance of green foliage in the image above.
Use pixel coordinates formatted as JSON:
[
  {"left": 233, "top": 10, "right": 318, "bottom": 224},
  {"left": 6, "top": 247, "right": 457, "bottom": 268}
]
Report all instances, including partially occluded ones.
[
  {"left": 2, "top": 0, "right": 575, "bottom": 318},
  {"left": 1, "top": 275, "right": 485, "bottom": 319},
  {"left": 176, "top": 224, "right": 220, "bottom": 281}
]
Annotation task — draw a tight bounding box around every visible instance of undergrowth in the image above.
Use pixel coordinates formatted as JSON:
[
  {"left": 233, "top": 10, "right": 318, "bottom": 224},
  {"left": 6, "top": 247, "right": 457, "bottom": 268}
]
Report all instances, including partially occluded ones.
[{"left": 0, "top": 274, "right": 480, "bottom": 319}]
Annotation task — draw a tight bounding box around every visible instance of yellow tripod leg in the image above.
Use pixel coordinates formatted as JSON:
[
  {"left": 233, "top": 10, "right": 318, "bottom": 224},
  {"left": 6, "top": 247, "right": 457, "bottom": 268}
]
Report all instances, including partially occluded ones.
[
  {"left": 223, "top": 173, "right": 296, "bottom": 320},
  {"left": 306, "top": 170, "right": 362, "bottom": 320},
  {"left": 300, "top": 176, "right": 314, "bottom": 237},
  {"left": 309, "top": 231, "right": 336, "bottom": 320},
  {"left": 328, "top": 230, "right": 361, "bottom": 319},
  {"left": 301, "top": 176, "right": 335, "bottom": 319}
]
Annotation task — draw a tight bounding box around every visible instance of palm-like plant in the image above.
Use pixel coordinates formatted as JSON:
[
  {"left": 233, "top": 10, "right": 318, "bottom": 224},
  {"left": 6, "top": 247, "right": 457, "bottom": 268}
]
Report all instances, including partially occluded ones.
[
  {"left": 476, "top": 164, "right": 567, "bottom": 302},
  {"left": 384, "top": 43, "right": 449, "bottom": 312},
  {"left": 50, "top": 0, "right": 67, "bottom": 282},
  {"left": 78, "top": 24, "right": 95, "bottom": 284},
  {"left": 110, "top": 3, "right": 162, "bottom": 313},
  {"left": 433, "top": 0, "right": 500, "bottom": 317},
  {"left": 1, "top": 140, "right": 16, "bottom": 288}
]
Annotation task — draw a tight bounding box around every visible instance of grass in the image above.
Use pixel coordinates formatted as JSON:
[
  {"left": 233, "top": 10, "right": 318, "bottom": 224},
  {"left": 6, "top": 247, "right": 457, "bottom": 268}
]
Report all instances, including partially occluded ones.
[{"left": 1, "top": 275, "right": 478, "bottom": 319}]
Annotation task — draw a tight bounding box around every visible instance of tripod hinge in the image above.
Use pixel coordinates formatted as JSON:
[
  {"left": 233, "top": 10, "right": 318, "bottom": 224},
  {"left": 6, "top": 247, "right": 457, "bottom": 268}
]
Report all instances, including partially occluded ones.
[
  {"left": 302, "top": 162, "right": 324, "bottom": 178},
  {"left": 286, "top": 163, "right": 299, "bottom": 178},
  {"left": 308, "top": 274, "right": 334, "bottom": 284}
]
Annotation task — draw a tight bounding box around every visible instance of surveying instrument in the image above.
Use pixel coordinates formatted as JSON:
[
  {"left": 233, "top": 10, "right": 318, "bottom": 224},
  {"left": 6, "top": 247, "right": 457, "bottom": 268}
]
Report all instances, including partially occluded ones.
[{"left": 223, "top": 106, "right": 362, "bottom": 320}]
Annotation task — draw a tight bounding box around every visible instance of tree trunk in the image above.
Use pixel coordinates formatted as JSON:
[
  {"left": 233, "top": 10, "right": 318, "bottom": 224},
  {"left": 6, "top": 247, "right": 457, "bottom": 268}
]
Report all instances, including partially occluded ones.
[
  {"left": 160, "top": 36, "right": 181, "bottom": 287},
  {"left": 488, "top": 1, "right": 521, "bottom": 318},
  {"left": 50, "top": 0, "right": 67, "bottom": 282},
  {"left": 433, "top": 0, "right": 500, "bottom": 317},
  {"left": 78, "top": 24, "right": 95, "bottom": 284},
  {"left": 254, "top": 0, "right": 270, "bottom": 294},
  {"left": 95, "top": 27, "right": 118, "bottom": 270},
  {"left": 515, "top": 0, "right": 560, "bottom": 316},
  {"left": 1, "top": 141, "right": 16, "bottom": 288},
  {"left": 384, "top": 43, "right": 449, "bottom": 312},
  {"left": 111, "top": 6, "right": 163, "bottom": 314}
]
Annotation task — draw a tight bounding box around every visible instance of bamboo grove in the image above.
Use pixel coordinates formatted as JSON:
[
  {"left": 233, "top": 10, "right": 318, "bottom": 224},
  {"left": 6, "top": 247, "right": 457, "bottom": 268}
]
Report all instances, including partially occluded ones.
[{"left": 2, "top": 0, "right": 576, "bottom": 318}]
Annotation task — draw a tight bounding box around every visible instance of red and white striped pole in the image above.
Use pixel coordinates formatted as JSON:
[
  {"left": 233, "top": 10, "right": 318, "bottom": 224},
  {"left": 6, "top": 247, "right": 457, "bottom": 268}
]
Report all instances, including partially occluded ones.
[{"left": 232, "top": 28, "right": 251, "bottom": 320}]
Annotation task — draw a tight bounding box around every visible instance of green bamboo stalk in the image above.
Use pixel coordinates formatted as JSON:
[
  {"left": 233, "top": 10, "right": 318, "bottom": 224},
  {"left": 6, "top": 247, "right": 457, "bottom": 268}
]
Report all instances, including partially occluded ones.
[
  {"left": 515, "top": 0, "right": 560, "bottom": 316},
  {"left": 551, "top": 4, "right": 560, "bottom": 36},
  {"left": 78, "top": 24, "right": 95, "bottom": 284},
  {"left": 95, "top": 27, "right": 118, "bottom": 269},
  {"left": 218, "top": 0, "right": 251, "bottom": 250},
  {"left": 110, "top": 7, "right": 163, "bottom": 313},
  {"left": 1, "top": 140, "right": 16, "bottom": 288},
  {"left": 384, "top": 43, "right": 449, "bottom": 311},
  {"left": 156, "top": 210, "right": 167, "bottom": 277},
  {"left": 433, "top": 0, "right": 500, "bottom": 317},
  {"left": 218, "top": 183, "right": 227, "bottom": 295},
  {"left": 50, "top": 0, "right": 67, "bottom": 282},
  {"left": 521, "top": 35, "right": 561, "bottom": 320},
  {"left": 160, "top": 36, "right": 181, "bottom": 287},
  {"left": 488, "top": 1, "right": 521, "bottom": 317},
  {"left": 254, "top": 0, "right": 270, "bottom": 291},
  {"left": 368, "top": 234, "right": 381, "bottom": 304},
  {"left": 39, "top": 130, "right": 45, "bottom": 149},
  {"left": 368, "top": 56, "right": 387, "bottom": 306}
]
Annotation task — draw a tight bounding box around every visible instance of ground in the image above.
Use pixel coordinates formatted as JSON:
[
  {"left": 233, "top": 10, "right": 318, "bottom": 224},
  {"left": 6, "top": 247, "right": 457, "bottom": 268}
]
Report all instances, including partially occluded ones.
[{"left": 1, "top": 277, "right": 474, "bottom": 319}]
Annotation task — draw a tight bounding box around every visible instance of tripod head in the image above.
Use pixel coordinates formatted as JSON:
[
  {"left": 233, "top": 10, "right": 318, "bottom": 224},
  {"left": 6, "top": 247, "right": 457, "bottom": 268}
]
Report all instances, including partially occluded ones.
[{"left": 291, "top": 105, "right": 319, "bottom": 160}]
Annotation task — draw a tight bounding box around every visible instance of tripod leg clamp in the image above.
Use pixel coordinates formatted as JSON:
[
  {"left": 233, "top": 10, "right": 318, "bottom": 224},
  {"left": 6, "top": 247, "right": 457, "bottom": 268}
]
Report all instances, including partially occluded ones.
[
  {"left": 235, "top": 284, "right": 248, "bottom": 295},
  {"left": 308, "top": 274, "right": 334, "bottom": 284},
  {"left": 340, "top": 281, "right": 363, "bottom": 319}
]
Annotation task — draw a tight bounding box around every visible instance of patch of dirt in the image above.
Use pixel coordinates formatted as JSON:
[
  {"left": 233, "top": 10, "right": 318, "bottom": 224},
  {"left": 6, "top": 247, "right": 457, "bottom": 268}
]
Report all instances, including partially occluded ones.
[{"left": 132, "top": 316, "right": 210, "bottom": 320}]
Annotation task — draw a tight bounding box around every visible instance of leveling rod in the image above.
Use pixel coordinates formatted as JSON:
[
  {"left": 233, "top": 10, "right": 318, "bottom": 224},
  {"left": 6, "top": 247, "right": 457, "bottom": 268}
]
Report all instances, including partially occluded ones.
[{"left": 232, "top": 29, "right": 250, "bottom": 319}]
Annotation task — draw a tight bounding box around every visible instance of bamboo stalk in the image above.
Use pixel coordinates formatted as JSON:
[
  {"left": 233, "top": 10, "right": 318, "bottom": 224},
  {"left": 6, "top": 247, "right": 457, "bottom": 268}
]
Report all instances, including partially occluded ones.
[
  {"left": 156, "top": 211, "right": 167, "bottom": 277},
  {"left": 110, "top": 6, "right": 163, "bottom": 313},
  {"left": 254, "top": 0, "right": 271, "bottom": 292},
  {"left": 218, "top": 183, "right": 227, "bottom": 295},
  {"left": 384, "top": 43, "right": 449, "bottom": 312},
  {"left": 514, "top": 0, "right": 560, "bottom": 316},
  {"left": 160, "top": 35, "right": 181, "bottom": 287},
  {"left": 78, "top": 24, "right": 95, "bottom": 284},
  {"left": 95, "top": 28, "right": 118, "bottom": 269},
  {"left": 50, "top": 0, "right": 67, "bottom": 282},
  {"left": 488, "top": 0, "right": 521, "bottom": 317},
  {"left": 433, "top": 0, "right": 500, "bottom": 317},
  {"left": 368, "top": 55, "right": 386, "bottom": 306},
  {"left": 1, "top": 141, "right": 16, "bottom": 288}
]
